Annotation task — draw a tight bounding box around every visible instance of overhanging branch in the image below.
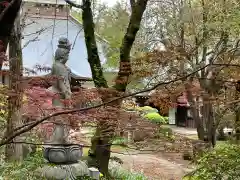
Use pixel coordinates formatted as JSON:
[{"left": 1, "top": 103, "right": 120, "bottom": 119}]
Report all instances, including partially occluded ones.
[
  {"left": 64, "top": 0, "right": 83, "bottom": 9},
  {"left": 0, "top": 63, "right": 212, "bottom": 147}
]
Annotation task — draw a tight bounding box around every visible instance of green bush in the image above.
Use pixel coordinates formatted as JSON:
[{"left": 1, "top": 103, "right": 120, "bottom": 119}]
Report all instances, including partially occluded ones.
[
  {"left": 187, "top": 143, "right": 240, "bottom": 180},
  {"left": 144, "top": 112, "right": 167, "bottom": 124},
  {"left": 137, "top": 106, "right": 158, "bottom": 114},
  {"left": 155, "top": 127, "right": 175, "bottom": 141},
  {"left": 163, "top": 116, "right": 169, "bottom": 123},
  {"left": 112, "top": 136, "right": 128, "bottom": 146},
  {"left": 0, "top": 150, "right": 45, "bottom": 180}
]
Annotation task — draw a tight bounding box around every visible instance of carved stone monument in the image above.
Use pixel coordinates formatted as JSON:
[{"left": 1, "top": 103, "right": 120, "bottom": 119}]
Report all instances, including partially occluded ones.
[{"left": 36, "top": 37, "right": 99, "bottom": 179}]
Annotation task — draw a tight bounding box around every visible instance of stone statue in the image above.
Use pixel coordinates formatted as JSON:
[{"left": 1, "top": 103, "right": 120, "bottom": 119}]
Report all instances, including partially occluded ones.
[
  {"left": 37, "top": 37, "right": 100, "bottom": 180},
  {"left": 43, "top": 37, "right": 83, "bottom": 164},
  {"left": 50, "top": 37, "right": 72, "bottom": 102},
  {"left": 48, "top": 37, "right": 72, "bottom": 144}
]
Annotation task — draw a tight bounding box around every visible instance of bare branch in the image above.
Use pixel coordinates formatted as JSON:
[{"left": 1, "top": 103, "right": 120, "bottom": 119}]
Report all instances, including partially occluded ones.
[
  {"left": 0, "top": 0, "right": 19, "bottom": 22},
  {"left": 64, "top": 0, "right": 83, "bottom": 9}
]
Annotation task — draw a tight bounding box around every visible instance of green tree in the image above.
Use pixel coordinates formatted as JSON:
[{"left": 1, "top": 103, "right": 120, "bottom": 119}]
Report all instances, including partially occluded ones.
[
  {"left": 67, "top": 0, "right": 149, "bottom": 175},
  {"left": 129, "top": 0, "right": 240, "bottom": 145},
  {"left": 95, "top": 2, "right": 129, "bottom": 68}
]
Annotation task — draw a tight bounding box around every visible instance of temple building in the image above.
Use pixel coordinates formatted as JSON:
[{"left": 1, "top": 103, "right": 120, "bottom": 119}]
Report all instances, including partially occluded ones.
[{"left": 0, "top": 1, "right": 108, "bottom": 90}]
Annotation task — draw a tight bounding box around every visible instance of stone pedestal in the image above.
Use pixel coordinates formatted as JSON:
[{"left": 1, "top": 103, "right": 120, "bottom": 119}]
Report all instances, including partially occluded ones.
[
  {"left": 38, "top": 145, "right": 100, "bottom": 179},
  {"left": 35, "top": 161, "right": 90, "bottom": 179},
  {"left": 43, "top": 145, "right": 82, "bottom": 164}
]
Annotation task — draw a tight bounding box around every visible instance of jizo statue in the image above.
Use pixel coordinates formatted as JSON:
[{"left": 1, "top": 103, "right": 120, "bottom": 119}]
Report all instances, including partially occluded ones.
[
  {"left": 48, "top": 37, "right": 72, "bottom": 144},
  {"left": 42, "top": 38, "right": 83, "bottom": 165},
  {"left": 39, "top": 40, "right": 97, "bottom": 178},
  {"left": 51, "top": 37, "right": 72, "bottom": 101}
]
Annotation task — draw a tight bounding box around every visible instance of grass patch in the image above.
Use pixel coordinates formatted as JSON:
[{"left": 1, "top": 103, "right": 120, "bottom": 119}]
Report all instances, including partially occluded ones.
[
  {"left": 83, "top": 147, "right": 90, "bottom": 156},
  {"left": 111, "top": 145, "right": 126, "bottom": 153},
  {"left": 109, "top": 165, "right": 147, "bottom": 180}
]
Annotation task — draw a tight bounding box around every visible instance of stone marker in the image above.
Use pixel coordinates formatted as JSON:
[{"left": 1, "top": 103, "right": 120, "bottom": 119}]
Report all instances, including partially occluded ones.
[{"left": 88, "top": 167, "right": 100, "bottom": 180}]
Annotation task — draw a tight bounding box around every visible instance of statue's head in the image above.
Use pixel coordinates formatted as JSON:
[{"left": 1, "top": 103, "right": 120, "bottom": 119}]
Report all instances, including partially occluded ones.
[
  {"left": 55, "top": 37, "right": 71, "bottom": 64},
  {"left": 58, "top": 37, "right": 71, "bottom": 51}
]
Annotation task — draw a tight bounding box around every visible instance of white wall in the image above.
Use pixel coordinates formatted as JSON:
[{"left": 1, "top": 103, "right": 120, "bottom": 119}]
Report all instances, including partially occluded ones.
[
  {"left": 169, "top": 108, "right": 176, "bottom": 125},
  {"left": 0, "top": 73, "right": 9, "bottom": 86}
]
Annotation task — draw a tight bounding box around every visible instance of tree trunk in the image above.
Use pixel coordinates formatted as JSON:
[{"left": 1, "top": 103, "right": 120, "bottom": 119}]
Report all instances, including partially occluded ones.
[
  {"left": 202, "top": 94, "right": 216, "bottom": 147},
  {"left": 82, "top": 0, "right": 108, "bottom": 88},
  {"left": 185, "top": 80, "right": 205, "bottom": 140},
  {"left": 0, "top": 0, "right": 22, "bottom": 69},
  {"left": 114, "top": 0, "right": 148, "bottom": 92},
  {"left": 82, "top": 0, "right": 149, "bottom": 176},
  {"left": 81, "top": 0, "right": 111, "bottom": 175},
  {"left": 5, "top": 12, "right": 23, "bottom": 161},
  {"left": 76, "top": 0, "right": 148, "bottom": 175},
  {"left": 236, "top": 107, "right": 240, "bottom": 141}
]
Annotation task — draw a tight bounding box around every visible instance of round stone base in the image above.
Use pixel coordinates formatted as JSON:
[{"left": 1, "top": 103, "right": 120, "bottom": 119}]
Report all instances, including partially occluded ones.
[
  {"left": 35, "top": 161, "right": 89, "bottom": 180},
  {"left": 43, "top": 145, "right": 82, "bottom": 164}
]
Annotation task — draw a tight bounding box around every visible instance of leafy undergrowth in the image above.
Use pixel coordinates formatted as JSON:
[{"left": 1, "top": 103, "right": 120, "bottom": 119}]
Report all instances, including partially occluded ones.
[
  {"left": 185, "top": 143, "right": 240, "bottom": 180},
  {"left": 109, "top": 162, "right": 147, "bottom": 180},
  {"left": 0, "top": 146, "right": 144, "bottom": 180},
  {"left": 144, "top": 112, "right": 168, "bottom": 124},
  {"left": 0, "top": 150, "right": 45, "bottom": 180},
  {"left": 112, "top": 136, "right": 128, "bottom": 146}
]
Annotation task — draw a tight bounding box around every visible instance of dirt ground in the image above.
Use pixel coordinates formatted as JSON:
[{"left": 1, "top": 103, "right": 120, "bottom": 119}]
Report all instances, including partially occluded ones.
[
  {"left": 112, "top": 152, "right": 193, "bottom": 180},
  {"left": 73, "top": 126, "right": 195, "bottom": 180}
]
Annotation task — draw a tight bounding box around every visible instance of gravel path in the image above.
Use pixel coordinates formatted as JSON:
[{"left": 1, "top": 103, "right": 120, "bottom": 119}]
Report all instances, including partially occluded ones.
[
  {"left": 112, "top": 152, "right": 192, "bottom": 180},
  {"left": 74, "top": 126, "right": 194, "bottom": 179}
]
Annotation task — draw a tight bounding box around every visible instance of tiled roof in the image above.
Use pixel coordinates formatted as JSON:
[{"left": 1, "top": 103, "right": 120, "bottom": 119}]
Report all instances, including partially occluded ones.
[{"left": 4, "top": 15, "right": 107, "bottom": 78}]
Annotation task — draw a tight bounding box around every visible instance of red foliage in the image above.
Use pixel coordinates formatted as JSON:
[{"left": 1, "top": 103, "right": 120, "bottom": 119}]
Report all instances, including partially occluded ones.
[
  {"left": 20, "top": 85, "right": 157, "bottom": 141},
  {"left": 22, "top": 86, "right": 102, "bottom": 138},
  {"left": 0, "top": 1, "right": 10, "bottom": 7}
]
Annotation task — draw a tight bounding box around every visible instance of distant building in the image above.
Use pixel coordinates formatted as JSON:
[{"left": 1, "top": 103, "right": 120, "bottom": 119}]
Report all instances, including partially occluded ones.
[
  {"left": 1, "top": 1, "right": 108, "bottom": 89},
  {"left": 23, "top": 0, "right": 74, "bottom": 6}
]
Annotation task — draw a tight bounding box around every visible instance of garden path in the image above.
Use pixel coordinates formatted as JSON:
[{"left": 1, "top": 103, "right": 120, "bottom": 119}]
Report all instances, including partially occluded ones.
[
  {"left": 112, "top": 152, "right": 192, "bottom": 180},
  {"left": 72, "top": 126, "right": 194, "bottom": 180}
]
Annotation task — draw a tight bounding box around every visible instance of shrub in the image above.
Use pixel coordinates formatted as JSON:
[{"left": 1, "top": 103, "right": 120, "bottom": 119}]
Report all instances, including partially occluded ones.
[
  {"left": 0, "top": 149, "right": 45, "bottom": 180},
  {"left": 112, "top": 136, "right": 128, "bottom": 146},
  {"left": 163, "top": 116, "right": 169, "bottom": 123},
  {"left": 187, "top": 143, "right": 240, "bottom": 180},
  {"left": 155, "top": 126, "right": 175, "bottom": 141},
  {"left": 144, "top": 112, "right": 166, "bottom": 124},
  {"left": 136, "top": 106, "right": 158, "bottom": 114}
]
